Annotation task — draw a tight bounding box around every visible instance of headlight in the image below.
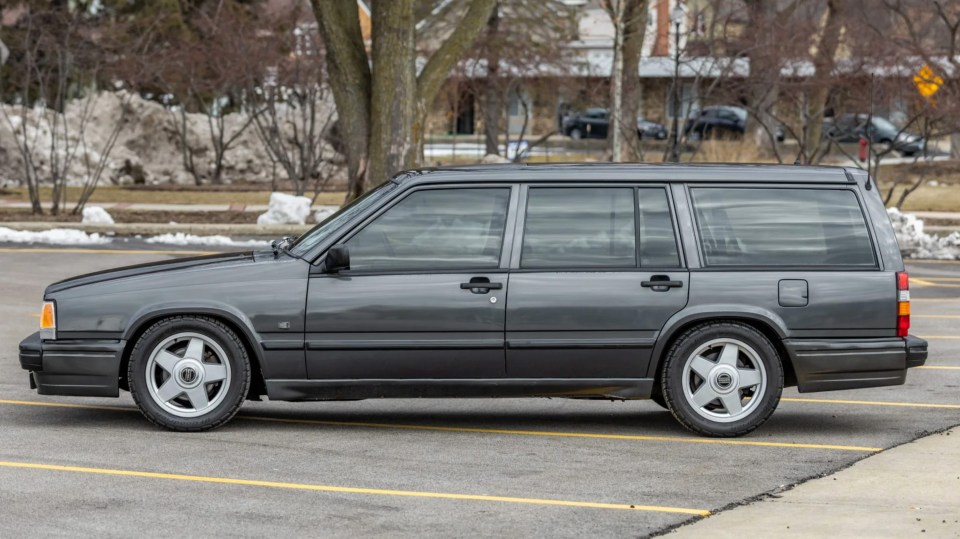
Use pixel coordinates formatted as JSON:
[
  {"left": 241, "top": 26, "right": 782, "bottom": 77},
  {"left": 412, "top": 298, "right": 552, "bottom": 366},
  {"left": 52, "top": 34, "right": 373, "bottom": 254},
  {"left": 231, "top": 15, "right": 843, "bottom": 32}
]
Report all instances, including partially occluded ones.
[{"left": 40, "top": 301, "right": 56, "bottom": 340}]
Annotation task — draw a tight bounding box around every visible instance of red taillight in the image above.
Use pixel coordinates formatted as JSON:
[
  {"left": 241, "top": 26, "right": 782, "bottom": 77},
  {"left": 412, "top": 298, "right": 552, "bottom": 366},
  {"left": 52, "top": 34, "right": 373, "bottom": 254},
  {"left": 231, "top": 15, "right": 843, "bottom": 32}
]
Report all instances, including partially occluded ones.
[{"left": 896, "top": 271, "right": 910, "bottom": 337}]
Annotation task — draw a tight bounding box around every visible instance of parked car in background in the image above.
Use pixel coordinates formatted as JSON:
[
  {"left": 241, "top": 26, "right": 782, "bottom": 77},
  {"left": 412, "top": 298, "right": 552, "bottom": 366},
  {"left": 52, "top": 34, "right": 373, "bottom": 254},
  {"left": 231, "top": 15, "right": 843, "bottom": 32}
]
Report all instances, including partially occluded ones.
[
  {"left": 562, "top": 108, "right": 668, "bottom": 141},
  {"left": 823, "top": 114, "right": 926, "bottom": 157},
  {"left": 20, "top": 163, "right": 927, "bottom": 437},
  {"left": 684, "top": 106, "right": 785, "bottom": 142}
]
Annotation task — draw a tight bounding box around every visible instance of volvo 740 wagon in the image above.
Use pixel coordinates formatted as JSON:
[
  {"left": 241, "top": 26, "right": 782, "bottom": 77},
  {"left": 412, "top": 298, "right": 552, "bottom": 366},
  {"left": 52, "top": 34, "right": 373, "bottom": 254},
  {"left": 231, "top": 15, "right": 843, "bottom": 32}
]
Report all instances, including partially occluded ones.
[{"left": 19, "top": 164, "right": 928, "bottom": 436}]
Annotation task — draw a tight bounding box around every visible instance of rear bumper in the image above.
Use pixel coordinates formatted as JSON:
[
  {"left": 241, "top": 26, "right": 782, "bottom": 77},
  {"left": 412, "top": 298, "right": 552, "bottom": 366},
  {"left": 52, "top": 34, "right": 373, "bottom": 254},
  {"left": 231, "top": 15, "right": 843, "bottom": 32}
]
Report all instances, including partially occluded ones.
[
  {"left": 785, "top": 335, "right": 927, "bottom": 393},
  {"left": 18, "top": 331, "right": 124, "bottom": 397}
]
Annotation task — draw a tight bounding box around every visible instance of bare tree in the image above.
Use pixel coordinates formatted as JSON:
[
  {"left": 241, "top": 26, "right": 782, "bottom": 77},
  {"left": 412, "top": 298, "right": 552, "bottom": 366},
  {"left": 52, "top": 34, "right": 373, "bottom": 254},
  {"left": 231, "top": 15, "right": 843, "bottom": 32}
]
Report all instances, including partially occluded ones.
[
  {"left": 312, "top": 0, "right": 497, "bottom": 200},
  {"left": 250, "top": 44, "right": 339, "bottom": 198}
]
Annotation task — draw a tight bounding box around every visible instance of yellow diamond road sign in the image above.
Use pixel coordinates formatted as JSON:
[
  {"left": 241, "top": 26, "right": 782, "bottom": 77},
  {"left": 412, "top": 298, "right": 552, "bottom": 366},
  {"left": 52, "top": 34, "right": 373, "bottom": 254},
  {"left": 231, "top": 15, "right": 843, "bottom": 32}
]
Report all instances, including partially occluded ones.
[{"left": 914, "top": 64, "right": 943, "bottom": 99}]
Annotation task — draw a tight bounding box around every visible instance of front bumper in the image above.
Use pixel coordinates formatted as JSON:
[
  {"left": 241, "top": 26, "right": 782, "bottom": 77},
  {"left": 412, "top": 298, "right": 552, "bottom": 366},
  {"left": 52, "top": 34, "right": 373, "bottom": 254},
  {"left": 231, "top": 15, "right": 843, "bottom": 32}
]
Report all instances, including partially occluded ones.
[
  {"left": 785, "top": 335, "right": 928, "bottom": 393},
  {"left": 19, "top": 331, "right": 124, "bottom": 397}
]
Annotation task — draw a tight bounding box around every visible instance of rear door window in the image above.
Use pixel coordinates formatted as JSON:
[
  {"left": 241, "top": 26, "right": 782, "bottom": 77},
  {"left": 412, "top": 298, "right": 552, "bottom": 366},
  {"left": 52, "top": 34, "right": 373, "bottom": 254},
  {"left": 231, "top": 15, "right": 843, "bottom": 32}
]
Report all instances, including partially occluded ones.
[
  {"left": 690, "top": 187, "right": 876, "bottom": 267},
  {"left": 520, "top": 187, "right": 680, "bottom": 269}
]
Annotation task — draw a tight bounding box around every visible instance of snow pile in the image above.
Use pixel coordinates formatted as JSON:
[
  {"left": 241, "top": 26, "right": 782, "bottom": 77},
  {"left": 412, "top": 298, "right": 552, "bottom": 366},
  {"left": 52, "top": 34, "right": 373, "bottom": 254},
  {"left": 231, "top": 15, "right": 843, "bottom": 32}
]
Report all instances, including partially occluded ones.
[
  {"left": 0, "top": 90, "right": 339, "bottom": 187},
  {"left": 145, "top": 233, "right": 269, "bottom": 249},
  {"left": 257, "top": 192, "right": 312, "bottom": 225},
  {"left": 314, "top": 207, "right": 335, "bottom": 223},
  {"left": 888, "top": 208, "right": 960, "bottom": 260},
  {"left": 81, "top": 206, "right": 115, "bottom": 225},
  {"left": 0, "top": 226, "right": 110, "bottom": 245}
]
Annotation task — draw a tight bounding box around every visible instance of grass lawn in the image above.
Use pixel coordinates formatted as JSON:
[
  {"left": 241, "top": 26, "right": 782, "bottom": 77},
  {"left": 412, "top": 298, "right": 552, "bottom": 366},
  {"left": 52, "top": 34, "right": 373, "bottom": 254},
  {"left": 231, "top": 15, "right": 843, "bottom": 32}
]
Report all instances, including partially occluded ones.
[{"left": 0, "top": 186, "right": 347, "bottom": 206}]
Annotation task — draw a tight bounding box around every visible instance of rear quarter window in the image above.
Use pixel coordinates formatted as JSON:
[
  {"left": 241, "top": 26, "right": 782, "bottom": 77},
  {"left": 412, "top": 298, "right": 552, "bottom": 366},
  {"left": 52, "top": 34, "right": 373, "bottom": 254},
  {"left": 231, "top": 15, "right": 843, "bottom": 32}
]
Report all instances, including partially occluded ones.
[{"left": 690, "top": 187, "right": 876, "bottom": 267}]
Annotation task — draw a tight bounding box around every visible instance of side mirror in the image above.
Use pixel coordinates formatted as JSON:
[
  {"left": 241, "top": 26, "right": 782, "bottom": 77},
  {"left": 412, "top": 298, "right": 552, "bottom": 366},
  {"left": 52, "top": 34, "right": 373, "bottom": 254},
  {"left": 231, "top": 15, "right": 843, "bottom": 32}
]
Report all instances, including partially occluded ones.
[{"left": 323, "top": 245, "right": 350, "bottom": 273}]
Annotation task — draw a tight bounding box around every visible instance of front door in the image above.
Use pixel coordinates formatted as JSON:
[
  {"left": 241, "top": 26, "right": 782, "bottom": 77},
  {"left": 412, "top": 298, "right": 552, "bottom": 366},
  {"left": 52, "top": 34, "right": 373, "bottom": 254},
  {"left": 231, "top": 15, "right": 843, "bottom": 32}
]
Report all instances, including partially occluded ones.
[
  {"left": 506, "top": 186, "right": 689, "bottom": 379},
  {"left": 305, "top": 186, "right": 513, "bottom": 380}
]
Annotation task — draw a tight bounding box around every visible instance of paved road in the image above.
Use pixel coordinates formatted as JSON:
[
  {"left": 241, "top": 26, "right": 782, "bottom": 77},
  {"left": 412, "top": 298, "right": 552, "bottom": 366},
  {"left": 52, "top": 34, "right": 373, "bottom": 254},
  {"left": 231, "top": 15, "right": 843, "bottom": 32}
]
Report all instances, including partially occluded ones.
[{"left": 1, "top": 246, "right": 958, "bottom": 537}]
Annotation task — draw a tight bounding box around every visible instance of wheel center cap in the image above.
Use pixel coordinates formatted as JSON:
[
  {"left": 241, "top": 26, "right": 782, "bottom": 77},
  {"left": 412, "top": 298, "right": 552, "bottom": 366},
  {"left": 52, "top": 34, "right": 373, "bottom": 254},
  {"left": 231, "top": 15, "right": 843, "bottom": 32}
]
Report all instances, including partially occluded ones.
[
  {"left": 174, "top": 359, "right": 204, "bottom": 389},
  {"left": 709, "top": 366, "right": 738, "bottom": 395}
]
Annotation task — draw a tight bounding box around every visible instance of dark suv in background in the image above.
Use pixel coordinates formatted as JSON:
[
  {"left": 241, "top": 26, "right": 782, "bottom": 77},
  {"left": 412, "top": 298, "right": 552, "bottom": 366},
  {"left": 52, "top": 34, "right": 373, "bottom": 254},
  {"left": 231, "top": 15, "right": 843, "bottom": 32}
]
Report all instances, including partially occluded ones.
[
  {"left": 823, "top": 114, "right": 927, "bottom": 156},
  {"left": 562, "top": 108, "right": 667, "bottom": 140},
  {"left": 684, "top": 106, "right": 786, "bottom": 142},
  {"left": 21, "top": 163, "right": 927, "bottom": 437}
]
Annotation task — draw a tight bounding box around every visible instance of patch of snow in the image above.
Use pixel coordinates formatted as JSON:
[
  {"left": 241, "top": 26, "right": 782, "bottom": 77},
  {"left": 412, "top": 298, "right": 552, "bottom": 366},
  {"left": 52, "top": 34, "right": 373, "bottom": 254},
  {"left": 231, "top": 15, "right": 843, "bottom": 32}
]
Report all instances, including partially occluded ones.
[
  {"left": 481, "top": 153, "right": 511, "bottom": 164},
  {"left": 81, "top": 206, "right": 115, "bottom": 224},
  {"left": 145, "top": 233, "right": 269, "bottom": 249},
  {"left": 928, "top": 180, "right": 939, "bottom": 187},
  {"left": 0, "top": 227, "right": 110, "bottom": 245},
  {"left": 888, "top": 208, "right": 960, "bottom": 260},
  {"left": 314, "top": 207, "right": 335, "bottom": 223},
  {"left": 257, "top": 192, "right": 312, "bottom": 225}
]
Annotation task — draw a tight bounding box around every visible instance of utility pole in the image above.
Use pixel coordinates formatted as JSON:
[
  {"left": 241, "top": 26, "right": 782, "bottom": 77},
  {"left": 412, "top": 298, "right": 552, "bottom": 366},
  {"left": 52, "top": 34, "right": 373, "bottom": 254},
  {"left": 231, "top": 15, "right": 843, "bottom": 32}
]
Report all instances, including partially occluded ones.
[{"left": 669, "top": 3, "right": 685, "bottom": 163}]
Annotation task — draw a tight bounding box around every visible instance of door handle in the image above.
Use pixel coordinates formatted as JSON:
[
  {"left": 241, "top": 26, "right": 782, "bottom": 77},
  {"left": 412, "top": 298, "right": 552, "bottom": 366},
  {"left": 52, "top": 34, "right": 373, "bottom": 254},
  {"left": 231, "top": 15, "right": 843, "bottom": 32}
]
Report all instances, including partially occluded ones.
[
  {"left": 460, "top": 282, "right": 503, "bottom": 290},
  {"left": 641, "top": 275, "right": 683, "bottom": 291}
]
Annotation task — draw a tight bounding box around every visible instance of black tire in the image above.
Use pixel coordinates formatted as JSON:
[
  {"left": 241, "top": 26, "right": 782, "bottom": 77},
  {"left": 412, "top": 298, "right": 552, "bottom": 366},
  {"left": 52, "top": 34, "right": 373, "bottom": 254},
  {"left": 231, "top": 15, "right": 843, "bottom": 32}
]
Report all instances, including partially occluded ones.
[
  {"left": 569, "top": 128, "right": 583, "bottom": 140},
  {"left": 128, "top": 315, "right": 250, "bottom": 432},
  {"left": 660, "top": 321, "right": 783, "bottom": 437}
]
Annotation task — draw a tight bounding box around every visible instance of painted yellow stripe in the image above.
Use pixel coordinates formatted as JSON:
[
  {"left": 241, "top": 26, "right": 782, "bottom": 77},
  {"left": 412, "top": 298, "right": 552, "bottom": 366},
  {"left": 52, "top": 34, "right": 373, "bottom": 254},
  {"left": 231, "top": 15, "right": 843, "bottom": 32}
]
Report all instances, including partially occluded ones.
[
  {"left": 0, "top": 460, "right": 710, "bottom": 516},
  {"left": 913, "top": 315, "right": 960, "bottom": 319},
  {"left": 910, "top": 278, "right": 960, "bottom": 288},
  {"left": 241, "top": 415, "right": 882, "bottom": 452},
  {"left": 0, "top": 399, "right": 880, "bottom": 452},
  {"left": 915, "top": 365, "right": 960, "bottom": 371},
  {"left": 783, "top": 397, "right": 960, "bottom": 409},
  {"left": 0, "top": 248, "right": 217, "bottom": 255},
  {"left": 912, "top": 277, "right": 960, "bottom": 281}
]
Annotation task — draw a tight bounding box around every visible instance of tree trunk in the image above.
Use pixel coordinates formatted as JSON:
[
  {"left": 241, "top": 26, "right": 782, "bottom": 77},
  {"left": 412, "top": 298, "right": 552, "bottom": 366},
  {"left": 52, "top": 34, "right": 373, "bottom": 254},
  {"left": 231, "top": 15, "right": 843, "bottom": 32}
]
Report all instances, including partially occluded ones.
[
  {"left": 312, "top": 0, "right": 372, "bottom": 202},
  {"left": 482, "top": 5, "right": 501, "bottom": 156},
  {"left": 804, "top": 0, "right": 843, "bottom": 164},
  {"left": 618, "top": 0, "right": 647, "bottom": 161},
  {"left": 368, "top": 0, "right": 416, "bottom": 185},
  {"left": 609, "top": 0, "right": 625, "bottom": 162}
]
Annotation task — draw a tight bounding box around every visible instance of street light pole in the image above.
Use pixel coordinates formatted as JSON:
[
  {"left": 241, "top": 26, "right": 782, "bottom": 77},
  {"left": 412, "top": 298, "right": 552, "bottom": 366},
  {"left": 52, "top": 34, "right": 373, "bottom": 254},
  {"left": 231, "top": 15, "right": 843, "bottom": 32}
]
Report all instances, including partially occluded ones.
[{"left": 669, "top": 4, "right": 685, "bottom": 163}]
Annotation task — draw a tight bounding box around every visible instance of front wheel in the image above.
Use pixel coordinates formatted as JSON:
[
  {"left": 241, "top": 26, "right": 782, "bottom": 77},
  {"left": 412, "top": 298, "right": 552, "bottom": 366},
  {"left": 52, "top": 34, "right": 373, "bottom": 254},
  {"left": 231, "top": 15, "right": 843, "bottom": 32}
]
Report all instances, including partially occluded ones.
[
  {"left": 660, "top": 321, "right": 783, "bottom": 437},
  {"left": 129, "top": 316, "right": 250, "bottom": 432}
]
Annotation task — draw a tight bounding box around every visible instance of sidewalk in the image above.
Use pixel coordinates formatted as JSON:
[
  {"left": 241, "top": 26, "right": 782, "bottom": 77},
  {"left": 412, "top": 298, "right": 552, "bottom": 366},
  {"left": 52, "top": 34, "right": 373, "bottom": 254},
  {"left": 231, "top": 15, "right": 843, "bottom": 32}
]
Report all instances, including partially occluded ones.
[{"left": 669, "top": 426, "right": 960, "bottom": 538}]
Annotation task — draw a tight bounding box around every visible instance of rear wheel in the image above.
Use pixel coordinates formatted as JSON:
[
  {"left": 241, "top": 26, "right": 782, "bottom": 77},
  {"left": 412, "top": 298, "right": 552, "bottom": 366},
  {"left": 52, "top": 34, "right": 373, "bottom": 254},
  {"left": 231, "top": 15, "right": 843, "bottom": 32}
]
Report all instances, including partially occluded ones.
[
  {"left": 569, "top": 128, "right": 583, "bottom": 140},
  {"left": 661, "top": 321, "right": 783, "bottom": 437},
  {"left": 129, "top": 316, "right": 250, "bottom": 432}
]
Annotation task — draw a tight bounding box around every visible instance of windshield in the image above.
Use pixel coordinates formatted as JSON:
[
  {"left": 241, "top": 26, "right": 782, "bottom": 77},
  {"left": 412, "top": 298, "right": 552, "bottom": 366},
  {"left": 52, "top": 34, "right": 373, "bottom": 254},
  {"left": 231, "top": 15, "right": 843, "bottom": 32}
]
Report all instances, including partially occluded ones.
[{"left": 290, "top": 181, "right": 398, "bottom": 257}]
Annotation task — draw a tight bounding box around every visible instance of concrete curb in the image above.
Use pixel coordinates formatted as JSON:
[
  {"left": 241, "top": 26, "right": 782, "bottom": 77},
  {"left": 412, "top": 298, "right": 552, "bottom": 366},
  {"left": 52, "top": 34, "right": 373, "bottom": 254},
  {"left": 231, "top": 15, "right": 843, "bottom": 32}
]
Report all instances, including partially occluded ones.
[{"left": 0, "top": 222, "right": 313, "bottom": 237}]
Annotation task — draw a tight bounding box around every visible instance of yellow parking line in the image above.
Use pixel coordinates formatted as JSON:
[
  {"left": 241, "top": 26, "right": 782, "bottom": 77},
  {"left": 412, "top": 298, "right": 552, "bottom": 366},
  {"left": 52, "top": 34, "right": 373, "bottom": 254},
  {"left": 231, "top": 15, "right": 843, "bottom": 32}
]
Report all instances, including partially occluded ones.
[
  {"left": 0, "top": 399, "right": 880, "bottom": 452},
  {"left": 913, "top": 315, "right": 960, "bottom": 319},
  {"left": 0, "top": 248, "right": 217, "bottom": 255},
  {"left": 241, "top": 415, "right": 882, "bottom": 452},
  {"left": 782, "top": 397, "right": 960, "bottom": 409},
  {"left": 912, "top": 277, "right": 960, "bottom": 281},
  {"left": 910, "top": 278, "right": 960, "bottom": 288},
  {"left": 0, "top": 460, "right": 710, "bottom": 516},
  {"left": 915, "top": 366, "right": 960, "bottom": 370}
]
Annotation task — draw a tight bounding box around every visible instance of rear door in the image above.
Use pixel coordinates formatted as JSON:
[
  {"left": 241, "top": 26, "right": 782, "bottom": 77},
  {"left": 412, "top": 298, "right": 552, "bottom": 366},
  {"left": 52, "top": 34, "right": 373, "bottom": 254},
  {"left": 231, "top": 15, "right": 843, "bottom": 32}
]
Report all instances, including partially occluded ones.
[{"left": 505, "top": 185, "right": 688, "bottom": 379}]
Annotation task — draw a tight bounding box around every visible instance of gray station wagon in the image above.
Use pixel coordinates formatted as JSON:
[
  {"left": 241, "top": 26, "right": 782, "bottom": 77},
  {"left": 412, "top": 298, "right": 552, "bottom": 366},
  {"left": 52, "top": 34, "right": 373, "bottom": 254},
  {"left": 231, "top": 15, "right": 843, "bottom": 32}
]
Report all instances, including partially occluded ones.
[{"left": 19, "top": 164, "right": 928, "bottom": 436}]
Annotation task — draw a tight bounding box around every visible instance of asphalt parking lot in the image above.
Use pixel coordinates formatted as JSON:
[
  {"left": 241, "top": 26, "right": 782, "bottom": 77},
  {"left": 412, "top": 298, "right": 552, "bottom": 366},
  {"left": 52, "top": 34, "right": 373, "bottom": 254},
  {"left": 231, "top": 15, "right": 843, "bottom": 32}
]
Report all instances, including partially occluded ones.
[{"left": 1, "top": 245, "right": 959, "bottom": 537}]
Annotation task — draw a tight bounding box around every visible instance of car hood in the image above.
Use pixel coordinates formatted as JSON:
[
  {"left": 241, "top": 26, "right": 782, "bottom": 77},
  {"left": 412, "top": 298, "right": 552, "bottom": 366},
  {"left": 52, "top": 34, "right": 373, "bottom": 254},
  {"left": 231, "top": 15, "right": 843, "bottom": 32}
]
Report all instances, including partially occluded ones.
[{"left": 45, "top": 251, "right": 256, "bottom": 295}]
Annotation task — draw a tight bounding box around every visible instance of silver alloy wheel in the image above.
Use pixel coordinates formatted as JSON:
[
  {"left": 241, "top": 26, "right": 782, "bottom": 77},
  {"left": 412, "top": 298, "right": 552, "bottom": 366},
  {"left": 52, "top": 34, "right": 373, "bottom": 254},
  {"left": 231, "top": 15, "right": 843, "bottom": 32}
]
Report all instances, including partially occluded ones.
[
  {"left": 681, "top": 338, "right": 767, "bottom": 423},
  {"left": 145, "top": 332, "right": 231, "bottom": 418}
]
